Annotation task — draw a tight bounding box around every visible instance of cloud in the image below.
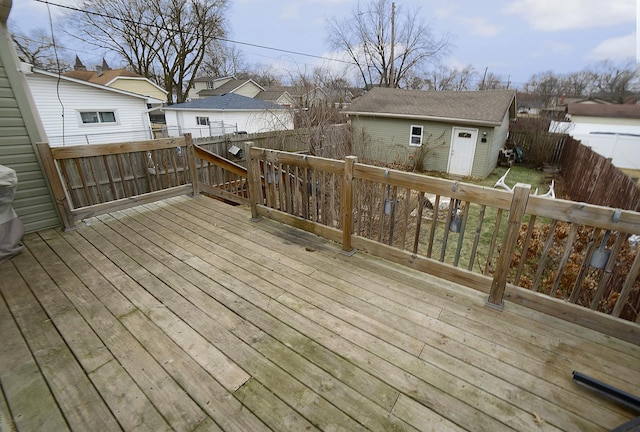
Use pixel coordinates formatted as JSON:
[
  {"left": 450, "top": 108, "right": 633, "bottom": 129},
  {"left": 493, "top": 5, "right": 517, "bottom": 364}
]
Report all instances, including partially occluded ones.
[
  {"left": 503, "top": 0, "right": 635, "bottom": 31},
  {"left": 461, "top": 17, "right": 501, "bottom": 37},
  {"left": 586, "top": 33, "right": 636, "bottom": 60},
  {"left": 531, "top": 40, "right": 573, "bottom": 58}
]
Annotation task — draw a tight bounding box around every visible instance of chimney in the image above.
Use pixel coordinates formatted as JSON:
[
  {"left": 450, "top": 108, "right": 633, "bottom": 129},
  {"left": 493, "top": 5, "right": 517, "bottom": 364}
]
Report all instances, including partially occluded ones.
[{"left": 73, "top": 55, "right": 87, "bottom": 71}]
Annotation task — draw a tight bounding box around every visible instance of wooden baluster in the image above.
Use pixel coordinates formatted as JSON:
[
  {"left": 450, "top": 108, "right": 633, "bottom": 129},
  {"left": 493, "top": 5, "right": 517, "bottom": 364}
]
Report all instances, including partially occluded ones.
[
  {"left": 440, "top": 198, "right": 455, "bottom": 262},
  {"left": 532, "top": 219, "right": 558, "bottom": 293},
  {"left": 484, "top": 208, "right": 504, "bottom": 275},
  {"left": 453, "top": 201, "right": 470, "bottom": 267},
  {"left": 426, "top": 195, "right": 440, "bottom": 258},
  {"left": 612, "top": 246, "right": 640, "bottom": 317},
  {"left": 590, "top": 233, "right": 625, "bottom": 309},
  {"left": 412, "top": 192, "right": 425, "bottom": 255},
  {"left": 550, "top": 223, "right": 579, "bottom": 298},
  {"left": 468, "top": 205, "right": 486, "bottom": 272},
  {"left": 569, "top": 227, "right": 602, "bottom": 304},
  {"left": 514, "top": 214, "right": 536, "bottom": 284}
]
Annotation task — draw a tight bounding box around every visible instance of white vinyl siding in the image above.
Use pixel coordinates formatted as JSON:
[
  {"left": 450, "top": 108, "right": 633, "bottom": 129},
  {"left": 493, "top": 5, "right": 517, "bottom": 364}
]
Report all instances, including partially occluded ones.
[
  {"left": 25, "top": 72, "right": 153, "bottom": 146},
  {"left": 164, "top": 108, "right": 294, "bottom": 137}
]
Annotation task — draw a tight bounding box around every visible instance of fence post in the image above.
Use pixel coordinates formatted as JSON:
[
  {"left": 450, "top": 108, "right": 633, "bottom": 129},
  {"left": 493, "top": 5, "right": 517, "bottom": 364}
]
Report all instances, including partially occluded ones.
[
  {"left": 341, "top": 156, "right": 357, "bottom": 255},
  {"left": 184, "top": 133, "right": 199, "bottom": 196},
  {"left": 486, "top": 182, "right": 530, "bottom": 310},
  {"left": 35, "top": 142, "right": 76, "bottom": 230}
]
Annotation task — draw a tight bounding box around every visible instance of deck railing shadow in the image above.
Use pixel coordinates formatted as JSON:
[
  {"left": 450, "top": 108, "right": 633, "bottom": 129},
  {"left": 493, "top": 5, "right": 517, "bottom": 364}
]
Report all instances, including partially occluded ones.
[{"left": 248, "top": 147, "right": 640, "bottom": 344}]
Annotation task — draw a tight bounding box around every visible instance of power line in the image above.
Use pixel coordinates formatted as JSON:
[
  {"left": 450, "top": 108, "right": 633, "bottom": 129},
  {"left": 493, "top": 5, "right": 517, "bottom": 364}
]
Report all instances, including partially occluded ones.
[{"left": 34, "top": 0, "right": 354, "bottom": 65}]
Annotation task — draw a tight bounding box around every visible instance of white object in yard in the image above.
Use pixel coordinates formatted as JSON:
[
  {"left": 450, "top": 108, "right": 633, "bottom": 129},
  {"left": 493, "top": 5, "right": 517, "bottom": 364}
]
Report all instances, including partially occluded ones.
[{"left": 494, "top": 168, "right": 512, "bottom": 192}]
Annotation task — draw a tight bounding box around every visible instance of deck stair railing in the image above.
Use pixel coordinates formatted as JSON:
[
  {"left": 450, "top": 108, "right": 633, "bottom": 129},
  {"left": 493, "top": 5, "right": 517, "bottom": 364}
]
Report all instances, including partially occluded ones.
[
  {"left": 37, "top": 134, "right": 249, "bottom": 230},
  {"left": 248, "top": 147, "right": 640, "bottom": 344}
]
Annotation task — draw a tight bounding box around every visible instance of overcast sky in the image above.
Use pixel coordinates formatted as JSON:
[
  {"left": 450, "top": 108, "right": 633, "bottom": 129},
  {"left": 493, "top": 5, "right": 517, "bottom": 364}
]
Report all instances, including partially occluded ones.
[{"left": 9, "top": 0, "right": 638, "bottom": 89}]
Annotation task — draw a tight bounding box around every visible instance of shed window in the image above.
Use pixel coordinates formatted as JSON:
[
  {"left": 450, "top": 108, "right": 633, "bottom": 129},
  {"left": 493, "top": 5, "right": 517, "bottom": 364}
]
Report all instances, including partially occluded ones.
[
  {"left": 410, "top": 125, "right": 423, "bottom": 146},
  {"left": 80, "top": 111, "right": 116, "bottom": 124},
  {"left": 458, "top": 132, "right": 472, "bottom": 138},
  {"left": 196, "top": 116, "right": 210, "bottom": 126}
]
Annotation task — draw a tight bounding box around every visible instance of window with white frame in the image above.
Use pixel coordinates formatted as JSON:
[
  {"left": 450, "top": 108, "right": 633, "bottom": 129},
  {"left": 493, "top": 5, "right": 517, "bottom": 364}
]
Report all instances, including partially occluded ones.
[
  {"left": 409, "top": 125, "right": 423, "bottom": 146},
  {"left": 80, "top": 111, "right": 117, "bottom": 124},
  {"left": 196, "top": 116, "right": 210, "bottom": 126}
]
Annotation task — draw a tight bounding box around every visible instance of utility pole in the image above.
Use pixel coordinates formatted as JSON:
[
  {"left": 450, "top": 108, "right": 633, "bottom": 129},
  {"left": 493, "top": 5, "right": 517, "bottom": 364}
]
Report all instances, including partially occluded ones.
[{"left": 389, "top": 2, "right": 395, "bottom": 88}]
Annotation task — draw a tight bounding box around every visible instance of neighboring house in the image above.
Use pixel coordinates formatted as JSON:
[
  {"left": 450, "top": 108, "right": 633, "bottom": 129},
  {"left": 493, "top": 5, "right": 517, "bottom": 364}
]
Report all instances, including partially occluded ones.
[
  {"left": 163, "top": 93, "right": 294, "bottom": 137},
  {"left": 344, "top": 87, "right": 517, "bottom": 178},
  {"left": 254, "top": 89, "right": 296, "bottom": 107},
  {"left": 188, "top": 76, "right": 264, "bottom": 100},
  {"left": 555, "top": 103, "right": 640, "bottom": 180},
  {"left": 0, "top": 0, "right": 60, "bottom": 232},
  {"left": 24, "top": 64, "right": 163, "bottom": 146},
  {"left": 65, "top": 57, "right": 168, "bottom": 104}
]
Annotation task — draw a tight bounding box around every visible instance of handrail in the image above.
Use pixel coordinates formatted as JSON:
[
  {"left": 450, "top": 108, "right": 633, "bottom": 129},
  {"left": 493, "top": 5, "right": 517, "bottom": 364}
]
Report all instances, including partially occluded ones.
[{"left": 193, "top": 145, "right": 247, "bottom": 178}]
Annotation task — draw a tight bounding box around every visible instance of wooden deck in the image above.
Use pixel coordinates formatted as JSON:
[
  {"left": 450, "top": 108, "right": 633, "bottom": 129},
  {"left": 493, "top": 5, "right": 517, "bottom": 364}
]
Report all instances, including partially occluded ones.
[{"left": 1, "top": 195, "right": 638, "bottom": 432}]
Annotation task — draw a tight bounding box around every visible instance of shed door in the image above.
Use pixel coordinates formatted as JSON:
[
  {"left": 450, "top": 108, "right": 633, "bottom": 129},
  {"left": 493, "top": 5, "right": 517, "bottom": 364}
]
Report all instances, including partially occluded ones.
[{"left": 448, "top": 127, "right": 478, "bottom": 176}]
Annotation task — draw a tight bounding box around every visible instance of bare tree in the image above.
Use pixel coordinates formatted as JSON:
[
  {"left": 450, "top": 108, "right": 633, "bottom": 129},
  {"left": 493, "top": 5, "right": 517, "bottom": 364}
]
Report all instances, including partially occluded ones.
[
  {"left": 477, "top": 71, "right": 507, "bottom": 90},
  {"left": 237, "top": 65, "right": 283, "bottom": 88},
  {"left": 200, "top": 41, "right": 246, "bottom": 78},
  {"left": 588, "top": 60, "right": 638, "bottom": 103},
  {"left": 326, "top": 0, "right": 452, "bottom": 89},
  {"left": 426, "top": 64, "right": 476, "bottom": 90},
  {"left": 10, "top": 27, "right": 71, "bottom": 72},
  {"left": 68, "top": 0, "right": 228, "bottom": 103}
]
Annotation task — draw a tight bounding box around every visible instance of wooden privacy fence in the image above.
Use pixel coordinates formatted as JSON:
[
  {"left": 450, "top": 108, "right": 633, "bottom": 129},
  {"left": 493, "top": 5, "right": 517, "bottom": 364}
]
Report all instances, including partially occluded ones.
[
  {"left": 562, "top": 137, "right": 640, "bottom": 211},
  {"left": 248, "top": 147, "right": 640, "bottom": 343},
  {"left": 37, "top": 134, "right": 249, "bottom": 229}
]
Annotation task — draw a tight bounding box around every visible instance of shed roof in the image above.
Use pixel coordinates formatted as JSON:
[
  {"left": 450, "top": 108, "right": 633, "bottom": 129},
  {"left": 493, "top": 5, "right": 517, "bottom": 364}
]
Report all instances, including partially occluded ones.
[
  {"left": 164, "top": 93, "right": 283, "bottom": 111},
  {"left": 344, "top": 87, "right": 516, "bottom": 126},
  {"left": 567, "top": 103, "right": 640, "bottom": 120}
]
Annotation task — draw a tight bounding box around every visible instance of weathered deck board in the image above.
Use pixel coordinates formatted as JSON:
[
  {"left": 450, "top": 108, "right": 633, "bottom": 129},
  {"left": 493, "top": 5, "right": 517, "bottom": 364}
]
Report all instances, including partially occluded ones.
[{"left": 1, "top": 194, "right": 638, "bottom": 432}]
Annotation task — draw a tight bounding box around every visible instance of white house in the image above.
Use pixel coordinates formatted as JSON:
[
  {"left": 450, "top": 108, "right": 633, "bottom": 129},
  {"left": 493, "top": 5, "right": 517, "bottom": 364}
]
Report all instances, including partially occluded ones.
[
  {"left": 552, "top": 103, "right": 640, "bottom": 179},
  {"left": 162, "top": 93, "right": 294, "bottom": 138},
  {"left": 23, "top": 64, "right": 163, "bottom": 146}
]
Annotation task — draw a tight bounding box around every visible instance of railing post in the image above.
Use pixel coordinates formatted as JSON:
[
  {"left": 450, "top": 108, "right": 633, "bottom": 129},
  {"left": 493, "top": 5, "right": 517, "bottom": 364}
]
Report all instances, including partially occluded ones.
[
  {"left": 35, "top": 142, "right": 76, "bottom": 230},
  {"left": 486, "top": 182, "right": 531, "bottom": 310},
  {"left": 184, "top": 133, "right": 199, "bottom": 196},
  {"left": 341, "top": 156, "right": 357, "bottom": 255},
  {"left": 247, "top": 144, "right": 261, "bottom": 220}
]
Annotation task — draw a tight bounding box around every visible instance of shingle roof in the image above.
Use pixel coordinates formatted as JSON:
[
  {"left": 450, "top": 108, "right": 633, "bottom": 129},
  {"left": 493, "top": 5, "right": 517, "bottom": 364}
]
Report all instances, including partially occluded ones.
[
  {"left": 196, "top": 79, "right": 264, "bottom": 97},
  {"left": 567, "top": 103, "right": 640, "bottom": 120},
  {"left": 165, "top": 93, "right": 283, "bottom": 111},
  {"left": 344, "top": 87, "right": 516, "bottom": 126},
  {"left": 64, "top": 68, "right": 145, "bottom": 86}
]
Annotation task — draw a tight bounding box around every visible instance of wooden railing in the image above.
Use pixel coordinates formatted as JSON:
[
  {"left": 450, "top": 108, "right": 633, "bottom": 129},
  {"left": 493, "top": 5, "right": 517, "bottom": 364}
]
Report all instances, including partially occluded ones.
[
  {"left": 248, "top": 148, "right": 640, "bottom": 344},
  {"left": 38, "top": 134, "right": 248, "bottom": 229},
  {"left": 192, "top": 145, "right": 248, "bottom": 205}
]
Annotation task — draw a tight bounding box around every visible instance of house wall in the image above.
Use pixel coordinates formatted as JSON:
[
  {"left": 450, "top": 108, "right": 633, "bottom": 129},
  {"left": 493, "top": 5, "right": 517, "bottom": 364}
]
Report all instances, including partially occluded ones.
[
  {"left": 25, "top": 72, "right": 153, "bottom": 146},
  {"left": 351, "top": 115, "right": 500, "bottom": 178},
  {"left": 482, "top": 111, "right": 511, "bottom": 177},
  {"left": 108, "top": 78, "right": 167, "bottom": 102},
  {"left": 232, "top": 83, "right": 262, "bottom": 98},
  {"left": 569, "top": 115, "right": 640, "bottom": 127},
  {"left": 164, "top": 109, "right": 294, "bottom": 137},
  {"left": 0, "top": 13, "right": 60, "bottom": 232}
]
